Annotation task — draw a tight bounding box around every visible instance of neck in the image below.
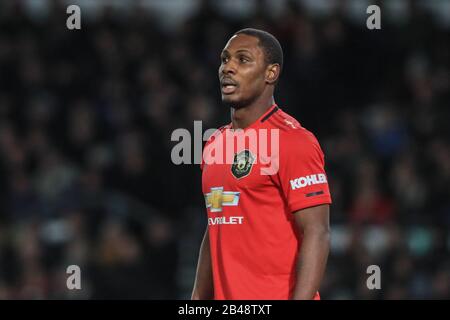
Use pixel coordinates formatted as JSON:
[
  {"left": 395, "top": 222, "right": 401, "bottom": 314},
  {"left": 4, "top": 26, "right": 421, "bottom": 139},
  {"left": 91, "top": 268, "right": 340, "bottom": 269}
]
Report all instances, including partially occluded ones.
[{"left": 231, "top": 95, "right": 276, "bottom": 129}]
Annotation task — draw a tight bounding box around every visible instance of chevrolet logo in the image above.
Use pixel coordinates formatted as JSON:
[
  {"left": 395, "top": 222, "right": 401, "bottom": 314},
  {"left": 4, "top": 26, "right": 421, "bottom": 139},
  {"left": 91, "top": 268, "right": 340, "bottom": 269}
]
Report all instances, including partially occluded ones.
[{"left": 204, "top": 187, "right": 240, "bottom": 212}]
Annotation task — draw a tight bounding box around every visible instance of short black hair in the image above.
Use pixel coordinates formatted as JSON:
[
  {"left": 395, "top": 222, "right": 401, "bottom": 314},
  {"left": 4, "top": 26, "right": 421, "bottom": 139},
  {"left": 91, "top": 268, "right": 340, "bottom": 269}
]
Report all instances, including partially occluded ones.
[{"left": 234, "top": 28, "right": 283, "bottom": 73}]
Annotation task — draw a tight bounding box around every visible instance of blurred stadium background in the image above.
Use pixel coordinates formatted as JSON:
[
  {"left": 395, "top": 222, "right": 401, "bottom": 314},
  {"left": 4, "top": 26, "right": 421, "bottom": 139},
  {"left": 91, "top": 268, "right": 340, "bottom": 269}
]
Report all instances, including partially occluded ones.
[{"left": 0, "top": 0, "right": 449, "bottom": 299}]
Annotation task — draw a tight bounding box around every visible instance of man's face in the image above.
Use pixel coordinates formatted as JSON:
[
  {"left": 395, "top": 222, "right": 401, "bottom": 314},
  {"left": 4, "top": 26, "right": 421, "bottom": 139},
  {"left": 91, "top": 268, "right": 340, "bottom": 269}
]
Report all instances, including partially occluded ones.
[{"left": 218, "top": 34, "right": 268, "bottom": 108}]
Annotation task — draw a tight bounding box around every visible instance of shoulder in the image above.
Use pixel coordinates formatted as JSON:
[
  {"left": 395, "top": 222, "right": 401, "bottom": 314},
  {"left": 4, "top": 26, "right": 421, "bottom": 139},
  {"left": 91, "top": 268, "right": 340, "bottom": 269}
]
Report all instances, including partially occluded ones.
[
  {"left": 270, "top": 109, "right": 322, "bottom": 150},
  {"left": 204, "top": 123, "right": 231, "bottom": 144}
]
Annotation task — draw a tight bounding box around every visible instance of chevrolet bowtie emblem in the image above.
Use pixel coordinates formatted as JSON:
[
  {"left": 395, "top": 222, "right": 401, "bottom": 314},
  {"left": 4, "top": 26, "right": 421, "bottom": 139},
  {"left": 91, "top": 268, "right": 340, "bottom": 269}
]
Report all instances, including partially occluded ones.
[{"left": 204, "top": 187, "right": 240, "bottom": 212}]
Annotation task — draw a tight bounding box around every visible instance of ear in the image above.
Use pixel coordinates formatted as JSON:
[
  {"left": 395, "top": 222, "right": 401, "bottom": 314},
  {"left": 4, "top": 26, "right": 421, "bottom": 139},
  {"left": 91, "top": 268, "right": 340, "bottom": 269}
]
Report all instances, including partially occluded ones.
[{"left": 266, "top": 64, "right": 280, "bottom": 85}]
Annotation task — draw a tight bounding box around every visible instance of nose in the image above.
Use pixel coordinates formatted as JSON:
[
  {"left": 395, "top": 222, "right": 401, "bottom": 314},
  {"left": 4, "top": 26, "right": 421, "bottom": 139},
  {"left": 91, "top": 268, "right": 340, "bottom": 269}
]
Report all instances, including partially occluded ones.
[{"left": 221, "top": 59, "right": 236, "bottom": 76}]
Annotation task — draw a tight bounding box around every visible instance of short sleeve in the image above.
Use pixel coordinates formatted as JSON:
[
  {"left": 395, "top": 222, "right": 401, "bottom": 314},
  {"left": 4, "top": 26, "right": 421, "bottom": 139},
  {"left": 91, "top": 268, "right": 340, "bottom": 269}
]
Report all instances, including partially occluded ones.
[
  {"left": 201, "top": 125, "right": 227, "bottom": 172},
  {"left": 275, "top": 130, "right": 332, "bottom": 213}
]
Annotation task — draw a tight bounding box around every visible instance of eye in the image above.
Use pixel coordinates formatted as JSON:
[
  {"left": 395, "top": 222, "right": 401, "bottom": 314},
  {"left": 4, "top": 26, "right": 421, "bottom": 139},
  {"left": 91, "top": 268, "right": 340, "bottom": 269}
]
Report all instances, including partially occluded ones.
[
  {"left": 221, "top": 56, "right": 229, "bottom": 63},
  {"left": 239, "top": 56, "right": 249, "bottom": 63}
]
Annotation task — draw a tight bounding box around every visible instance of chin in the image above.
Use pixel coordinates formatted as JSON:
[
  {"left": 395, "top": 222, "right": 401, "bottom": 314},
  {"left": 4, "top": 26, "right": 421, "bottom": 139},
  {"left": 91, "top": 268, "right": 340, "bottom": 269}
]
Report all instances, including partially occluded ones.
[{"left": 221, "top": 95, "right": 246, "bottom": 109}]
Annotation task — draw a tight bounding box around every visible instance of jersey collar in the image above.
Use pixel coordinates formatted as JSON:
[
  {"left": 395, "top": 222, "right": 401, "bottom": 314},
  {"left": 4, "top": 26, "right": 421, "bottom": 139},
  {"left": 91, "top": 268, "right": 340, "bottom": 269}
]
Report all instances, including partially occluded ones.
[{"left": 230, "top": 104, "right": 279, "bottom": 131}]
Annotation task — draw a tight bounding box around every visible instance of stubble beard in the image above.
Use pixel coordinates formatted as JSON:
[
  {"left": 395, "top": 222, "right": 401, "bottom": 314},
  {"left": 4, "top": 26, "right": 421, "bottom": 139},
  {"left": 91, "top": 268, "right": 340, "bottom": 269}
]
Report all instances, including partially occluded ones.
[{"left": 221, "top": 93, "right": 258, "bottom": 110}]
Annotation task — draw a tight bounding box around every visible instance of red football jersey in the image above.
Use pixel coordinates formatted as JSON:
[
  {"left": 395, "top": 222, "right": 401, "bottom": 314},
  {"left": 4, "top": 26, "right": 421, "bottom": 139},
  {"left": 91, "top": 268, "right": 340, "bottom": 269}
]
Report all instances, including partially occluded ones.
[{"left": 201, "top": 104, "right": 332, "bottom": 300}]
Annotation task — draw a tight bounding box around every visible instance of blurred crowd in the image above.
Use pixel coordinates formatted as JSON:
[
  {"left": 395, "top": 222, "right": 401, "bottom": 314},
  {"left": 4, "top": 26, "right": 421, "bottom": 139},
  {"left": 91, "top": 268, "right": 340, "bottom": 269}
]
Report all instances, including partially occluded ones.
[{"left": 0, "top": 0, "right": 448, "bottom": 299}]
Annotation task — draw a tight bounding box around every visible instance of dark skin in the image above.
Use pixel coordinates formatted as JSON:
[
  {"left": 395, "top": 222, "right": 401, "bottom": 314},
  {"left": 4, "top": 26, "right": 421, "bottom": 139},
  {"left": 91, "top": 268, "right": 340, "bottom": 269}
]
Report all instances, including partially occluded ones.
[
  {"left": 192, "top": 33, "right": 330, "bottom": 300},
  {"left": 218, "top": 34, "right": 279, "bottom": 129}
]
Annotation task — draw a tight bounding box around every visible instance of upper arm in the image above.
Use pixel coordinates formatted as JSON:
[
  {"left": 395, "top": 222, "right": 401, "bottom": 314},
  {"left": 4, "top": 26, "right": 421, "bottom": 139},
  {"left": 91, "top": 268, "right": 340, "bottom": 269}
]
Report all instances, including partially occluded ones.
[
  {"left": 293, "top": 204, "right": 330, "bottom": 234},
  {"left": 275, "top": 130, "right": 332, "bottom": 213}
]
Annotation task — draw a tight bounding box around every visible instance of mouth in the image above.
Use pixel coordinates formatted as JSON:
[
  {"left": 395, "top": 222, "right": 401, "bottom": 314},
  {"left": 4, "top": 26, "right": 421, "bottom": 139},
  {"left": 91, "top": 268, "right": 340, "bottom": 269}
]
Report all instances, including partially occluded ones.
[
  {"left": 220, "top": 78, "right": 238, "bottom": 95},
  {"left": 221, "top": 84, "right": 237, "bottom": 94}
]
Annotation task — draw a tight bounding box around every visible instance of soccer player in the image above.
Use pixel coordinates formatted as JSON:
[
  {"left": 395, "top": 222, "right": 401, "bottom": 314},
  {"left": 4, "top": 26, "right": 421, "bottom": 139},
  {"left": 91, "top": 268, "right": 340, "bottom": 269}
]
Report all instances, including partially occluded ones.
[{"left": 192, "top": 28, "right": 332, "bottom": 300}]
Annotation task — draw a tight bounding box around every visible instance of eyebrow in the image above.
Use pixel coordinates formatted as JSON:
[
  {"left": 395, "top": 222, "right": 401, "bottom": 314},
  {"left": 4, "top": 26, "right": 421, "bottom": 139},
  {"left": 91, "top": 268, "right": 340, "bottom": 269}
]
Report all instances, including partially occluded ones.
[{"left": 221, "top": 49, "right": 253, "bottom": 56}]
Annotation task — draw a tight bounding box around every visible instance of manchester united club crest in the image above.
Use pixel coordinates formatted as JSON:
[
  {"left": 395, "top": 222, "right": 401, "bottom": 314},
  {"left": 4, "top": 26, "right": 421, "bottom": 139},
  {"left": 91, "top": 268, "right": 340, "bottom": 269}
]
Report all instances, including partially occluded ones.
[{"left": 231, "top": 150, "right": 255, "bottom": 179}]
